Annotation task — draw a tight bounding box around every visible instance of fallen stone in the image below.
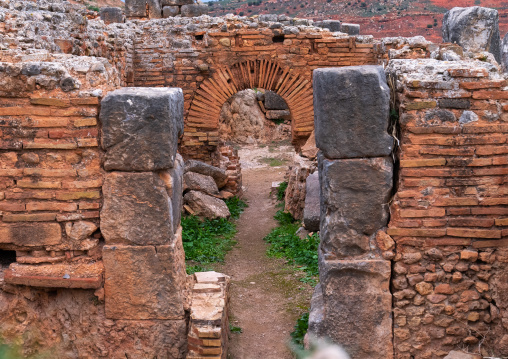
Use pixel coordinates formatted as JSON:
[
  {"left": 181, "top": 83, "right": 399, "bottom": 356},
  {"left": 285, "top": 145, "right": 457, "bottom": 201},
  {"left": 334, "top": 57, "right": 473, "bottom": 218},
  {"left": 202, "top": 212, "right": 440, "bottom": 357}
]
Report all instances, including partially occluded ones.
[
  {"left": 162, "top": 6, "right": 179, "bottom": 17},
  {"left": 264, "top": 90, "right": 288, "bottom": 110},
  {"left": 184, "top": 172, "right": 219, "bottom": 195},
  {"left": 99, "top": 7, "right": 124, "bottom": 24},
  {"left": 313, "top": 66, "right": 393, "bottom": 159},
  {"left": 103, "top": 243, "right": 185, "bottom": 320},
  {"left": 185, "top": 159, "right": 228, "bottom": 189},
  {"left": 65, "top": 221, "right": 97, "bottom": 242},
  {"left": 100, "top": 87, "right": 184, "bottom": 171},
  {"left": 296, "top": 226, "right": 310, "bottom": 240},
  {"left": 219, "top": 190, "right": 235, "bottom": 200},
  {"left": 101, "top": 172, "right": 175, "bottom": 245},
  {"left": 184, "top": 191, "right": 231, "bottom": 219},
  {"left": 181, "top": 4, "right": 208, "bottom": 17},
  {"left": 316, "top": 258, "right": 393, "bottom": 358},
  {"left": 443, "top": 351, "right": 482, "bottom": 359},
  {"left": 319, "top": 154, "right": 393, "bottom": 258},
  {"left": 266, "top": 110, "right": 290, "bottom": 120},
  {"left": 303, "top": 172, "right": 320, "bottom": 232},
  {"left": 341, "top": 23, "right": 360, "bottom": 35},
  {"left": 442, "top": 6, "right": 501, "bottom": 62},
  {"left": 301, "top": 130, "right": 318, "bottom": 160},
  {"left": 161, "top": 0, "right": 193, "bottom": 5}
]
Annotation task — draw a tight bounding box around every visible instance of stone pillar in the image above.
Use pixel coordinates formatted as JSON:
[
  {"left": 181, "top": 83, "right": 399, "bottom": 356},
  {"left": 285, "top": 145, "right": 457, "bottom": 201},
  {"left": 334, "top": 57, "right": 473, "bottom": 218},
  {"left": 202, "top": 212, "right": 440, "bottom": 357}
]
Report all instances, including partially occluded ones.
[
  {"left": 309, "top": 66, "right": 394, "bottom": 358},
  {"left": 99, "top": 88, "right": 187, "bottom": 321}
]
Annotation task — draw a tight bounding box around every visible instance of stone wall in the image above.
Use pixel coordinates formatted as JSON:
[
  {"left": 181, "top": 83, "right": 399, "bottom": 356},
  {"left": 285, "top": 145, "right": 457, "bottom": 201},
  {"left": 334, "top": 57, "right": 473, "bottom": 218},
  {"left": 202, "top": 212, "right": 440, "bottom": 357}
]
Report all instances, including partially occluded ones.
[{"left": 387, "top": 59, "right": 508, "bottom": 358}]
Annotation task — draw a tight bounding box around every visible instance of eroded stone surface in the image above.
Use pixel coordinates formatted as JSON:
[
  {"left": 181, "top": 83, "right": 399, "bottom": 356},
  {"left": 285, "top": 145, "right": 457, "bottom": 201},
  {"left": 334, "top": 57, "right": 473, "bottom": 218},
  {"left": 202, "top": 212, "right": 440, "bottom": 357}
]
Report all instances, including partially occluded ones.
[
  {"left": 184, "top": 172, "right": 219, "bottom": 195},
  {"left": 313, "top": 66, "right": 393, "bottom": 159},
  {"left": 303, "top": 172, "right": 320, "bottom": 232},
  {"left": 185, "top": 159, "right": 228, "bottom": 189},
  {"left": 100, "top": 87, "right": 184, "bottom": 171},
  {"left": 101, "top": 172, "right": 175, "bottom": 245},
  {"left": 0, "top": 223, "right": 62, "bottom": 247},
  {"left": 184, "top": 190, "right": 231, "bottom": 219},
  {"left": 319, "top": 154, "right": 393, "bottom": 258}
]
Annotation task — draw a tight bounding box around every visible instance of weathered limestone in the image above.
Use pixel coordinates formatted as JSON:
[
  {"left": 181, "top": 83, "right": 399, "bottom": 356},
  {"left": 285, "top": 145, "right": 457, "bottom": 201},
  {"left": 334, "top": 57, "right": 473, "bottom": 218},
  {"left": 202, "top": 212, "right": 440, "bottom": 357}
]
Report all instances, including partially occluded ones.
[
  {"left": 99, "top": 7, "right": 124, "bottom": 25},
  {"left": 341, "top": 23, "right": 360, "bottom": 35},
  {"left": 319, "top": 20, "right": 342, "bottom": 32},
  {"left": 264, "top": 90, "right": 289, "bottom": 110},
  {"left": 303, "top": 172, "right": 320, "bottom": 232},
  {"left": 163, "top": 6, "right": 179, "bottom": 17},
  {"left": 319, "top": 155, "right": 393, "bottom": 257},
  {"left": 100, "top": 87, "right": 184, "bottom": 172},
  {"left": 442, "top": 7, "right": 501, "bottom": 62},
  {"left": 184, "top": 172, "right": 219, "bottom": 195},
  {"left": 502, "top": 33, "right": 508, "bottom": 72},
  {"left": 313, "top": 66, "right": 393, "bottom": 159},
  {"left": 184, "top": 191, "right": 231, "bottom": 219},
  {"left": 0, "top": 223, "right": 62, "bottom": 247},
  {"left": 101, "top": 172, "right": 175, "bottom": 245},
  {"left": 185, "top": 159, "right": 228, "bottom": 189},
  {"left": 125, "top": 0, "right": 147, "bottom": 17},
  {"left": 103, "top": 241, "right": 186, "bottom": 320},
  {"left": 181, "top": 4, "right": 208, "bottom": 17}
]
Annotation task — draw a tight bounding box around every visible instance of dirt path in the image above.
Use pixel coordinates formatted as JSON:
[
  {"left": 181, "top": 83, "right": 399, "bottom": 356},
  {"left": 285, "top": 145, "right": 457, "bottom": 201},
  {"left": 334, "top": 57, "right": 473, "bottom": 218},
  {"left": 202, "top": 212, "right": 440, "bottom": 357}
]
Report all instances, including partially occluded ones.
[{"left": 216, "top": 166, "right": 312, "bottom": 359}]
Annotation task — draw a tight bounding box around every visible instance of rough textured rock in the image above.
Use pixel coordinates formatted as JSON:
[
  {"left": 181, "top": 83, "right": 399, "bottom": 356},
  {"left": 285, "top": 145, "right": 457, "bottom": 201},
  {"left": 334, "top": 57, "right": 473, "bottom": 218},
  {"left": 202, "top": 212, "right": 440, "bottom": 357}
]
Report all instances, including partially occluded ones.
[
  {"left": 264, "top": 90, "right": 288, "bottom": 110},
  {"left": 162, "top": 6, "right": 179, "bottom": 17},
  {"left": 125, "top": 0, "right": 146, "bottom": 17},
  {"left": 100, "top": 87, "right": 184, "bottom": 171},
  {"left": 303, "top": 172, "right": 320, "bottom": 232},
  {"left": 99, "top": 7, "right": 124, "bottom": 25},
  {"left": 184, "top": 190, "right": 231, "bottom": 219},
  {"left": 318, "top": 20, "right": 342, "bottom": 32},
  {"left": 0, "top": 223, "right": 62, "bottom": 247},
  {"left": 444, "top": 352, "right": 481, "bottom": 359},
  {"left": 301, "top": 131, "right": 318, "bottom": 160},
  {"left": 103, "top": 243, "right": 186, "bottom": 320},
  {"left": 162, "top": 0, "right": 194, "bottom": 5},
  {"left": 316, "top": 258, "right": 393, "bottom": 359},
  {"left": 341, "top": 23, "right": 360, "bottom": 35},
  {"left": 101, "top": 172, "right": 175, "bottom": 245},
  {"left": 160, "top": 154, "right": 185, "bottom": 234},
  {"left": 266, "top": 110, "right": 290, "bottom": 120},
  {"left": 183, "top": 172, "right": 219, "bottom": 195},
  {"left": 219, "top": 89, "right": 267, "bottom": 144},
  {"left": 313, "top": 66, "right": 393, "bottom": 159},
  {"left": 185, "top": 159, "right": 228, "bottom": 189},
  {"left": 181, "top": 4, "right": 208, "bottom": 17},
  {"left": 502, "top": 33, "right": 508, "bottom": 72},
  {"left": 285, "top": 165, "right": 312, "bottom": 220},
  {"left": 442, "top": 7, "right": 501, "bottom": 62},
  {"left": 65, "top": 221, "right": 97, "bottom": 241},
  {"left": 147, "top": 0, "right": 162, "bottom": 19},
  {"left": 319, "top": 154, "right": 393, "bottom": 258}
]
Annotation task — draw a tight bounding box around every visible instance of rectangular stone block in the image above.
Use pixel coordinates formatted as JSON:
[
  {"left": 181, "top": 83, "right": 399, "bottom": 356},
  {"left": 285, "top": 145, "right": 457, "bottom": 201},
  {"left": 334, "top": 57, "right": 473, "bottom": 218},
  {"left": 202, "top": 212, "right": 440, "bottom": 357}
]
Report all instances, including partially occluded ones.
[
  {"left": 100, "top": 88, "right": 183, "bottom": 171},
  {"left": 0, "top": 223, "right": 62, "bottom": 247},
  {"left": 101, "top": 172, "right": 175, "bottom": 245},
  {"left": 319, "top": 154, "right": 393, "bottom": 258},
  {"left": 313, "top": 66, "right": 393, "bottom": 159},
  {"left": 103, "top": 243, "right": 185, "bottom": 320},
  {"left": 316, "top": 258, "right": 393, "bottom": 359},
  {"left": 125, "top": 0, "right": 147, "bottom": 17}
]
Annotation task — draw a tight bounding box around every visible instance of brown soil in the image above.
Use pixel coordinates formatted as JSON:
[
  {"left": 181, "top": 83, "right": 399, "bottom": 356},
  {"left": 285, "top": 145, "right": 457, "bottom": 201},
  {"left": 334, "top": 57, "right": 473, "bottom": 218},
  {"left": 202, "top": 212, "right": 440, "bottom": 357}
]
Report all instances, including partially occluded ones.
[{"left": 215, "top": 166, "right": 313, "bottom": 359}]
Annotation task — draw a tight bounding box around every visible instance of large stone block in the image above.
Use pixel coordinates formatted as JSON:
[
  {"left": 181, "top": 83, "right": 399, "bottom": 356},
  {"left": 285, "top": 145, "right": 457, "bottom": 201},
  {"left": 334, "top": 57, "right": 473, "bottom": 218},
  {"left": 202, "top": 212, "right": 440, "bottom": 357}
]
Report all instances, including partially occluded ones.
[
  {"left": 319, "top": 20, "right": 342, "bottom": 32},
  {"left": 101, "top": 172, "right": 175, "bottom": 245},
  {"left": 125, "top": 0, "right": 146, "bottom": 17},
  {"left": 103, "top": 242, "right": 186, "bottom": 320},
  {"left": 303, "top": 172, "right": 320, "bottom": 232},
  {"left": 264, "top": 90, "right": 288, "bottom": 110},
  {"left": 161, "top": 0, "right": 193, "bottom": 5},
  {"left": 317, "top": 258, "right": 393, "bottom": 359},
  {"left": 0, "top": 223, "right": 61, "bottom": 247},
  {"left": 185, "top": 159, "right": 228, "bottom": 189},
  {"left": 442, "top": 7, "right": 501, "bottom": 62},
  {"left": 99, "top": 7, "right": 124, "bottom": 24},
  {"left": 100, "top": 88, "right": 183, "bottom": 171},
  {"left": 313, "top": 66, "right": 393, "bottom": 159},
  {"left": 319, "top": 154, "right": 392, "bottom": 258},
  {"left": 341, "top": 23, "right": 360, "bottom": 35},
  {"left": 181, "top": 4, "right": 208, "bottom": 17}
]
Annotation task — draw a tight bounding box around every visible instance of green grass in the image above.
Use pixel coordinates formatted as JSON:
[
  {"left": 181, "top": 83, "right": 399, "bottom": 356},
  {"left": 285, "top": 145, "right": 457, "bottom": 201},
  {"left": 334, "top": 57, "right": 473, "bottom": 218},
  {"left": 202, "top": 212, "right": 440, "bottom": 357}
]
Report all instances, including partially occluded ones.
[
  {"left": 182, "top": 197, "right": 247, "bottom": 274},
  {"left": 290, "top": 312, "right": 309, "bottom": 350},
  {"left": 260, "top": 157, "right": 287, "bottom": 167},
  {"left": 277, "top": 181, "right": 288, "bottom": 202},
  {"left": 263, "top": 210, "right": 320, "bottom": 284}
]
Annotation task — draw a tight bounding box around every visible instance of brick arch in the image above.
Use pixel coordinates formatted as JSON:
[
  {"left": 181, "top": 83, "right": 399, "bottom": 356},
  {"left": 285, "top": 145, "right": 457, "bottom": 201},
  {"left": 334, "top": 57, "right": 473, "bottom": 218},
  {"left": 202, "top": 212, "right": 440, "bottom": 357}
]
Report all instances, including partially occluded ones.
[{"left": 186, "top": 59, "right": 314, "bottom": 145}]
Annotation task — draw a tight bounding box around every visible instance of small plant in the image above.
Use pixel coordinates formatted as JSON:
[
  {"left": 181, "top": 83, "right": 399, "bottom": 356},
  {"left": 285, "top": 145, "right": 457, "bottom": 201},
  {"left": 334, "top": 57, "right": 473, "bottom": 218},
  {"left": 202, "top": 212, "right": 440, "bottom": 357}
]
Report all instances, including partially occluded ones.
[
  {"left": 87, "top": 4, "right": 100, "bottom": 12},
  {"left": 427, "top": 24, "right": 433, "bottom": 28},
  {"left": 229, "top": 324, "right": 243, "bottom": 333},
  {"left": 290, "top": 312, "right": 309, "bottom": 349},
  {"left": 225, "top": 197, "right": 248, "bottom": 220},
  {"left": 260, "top": 157, "right": 287, "bottom": 167},
  {"left": 277, "top": 181, "right": 288, "bottom": 202}
]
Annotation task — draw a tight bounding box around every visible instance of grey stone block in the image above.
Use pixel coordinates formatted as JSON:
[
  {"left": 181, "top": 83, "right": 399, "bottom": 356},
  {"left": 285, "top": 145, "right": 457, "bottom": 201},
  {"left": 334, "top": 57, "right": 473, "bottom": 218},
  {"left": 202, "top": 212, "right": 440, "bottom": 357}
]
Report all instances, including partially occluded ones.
[
  {"left": 313, "top": 66, "right": 393, "bottom": 159},
  {"left": 181, "top": 4, "right": 208, "bottom": 17},
  {"left": 185, "top": 159, "right": 228, "bottom": 189},
  {"left": 99, "top": 7, "right": 124, "bottom": 25},
  {"left": 443, "top": 6, "right": 501, "bottom": 62},
  {"left": 341, "top": 23, "right": 360, "bottom": 35},
  {"left": 264, "top": 90, "right": 288, "bottom": 110},
  {"left": 316, "top": 257, "right": 393, "bottom": 358},
  {"left": 438, "top": 98, "right": 470, "bottom": 109},
  {"left": 319, "top": 154, "right": 393, "bottom": 258},
  {"left": 184, "top": 172, "right": 219, "bottom": 196},
  {"left": 266, "top": 110, "right": 290, "bottom": 120},
  {"left": 502, "top": 33, "right": 508, "bottom": 73},
  {"left": 147, "top": 0, "right": 162, "bottom": 19},
  {"left": 161, "top": 0, "right": 193, "bottom": 5},
  {"left": 162, "top": 5, "right": 179, "bottom": 17},
  {"left": 259, "top": 14, "right": 278, "bottom": 22},
  {"left": 101, "top": 172, "right": 175, "bottom": 245},
  {"left": 303, "top": 172, "right": 320, "bottom": 232},
  {"left": 319, "top": 20, "right": 342, "bottom": 32},
  {"left": 100, "top": 87, "right": 184, "bottom": 171},
  {"left": 125, "top": 0, "right": 146, "bottom": 17}
]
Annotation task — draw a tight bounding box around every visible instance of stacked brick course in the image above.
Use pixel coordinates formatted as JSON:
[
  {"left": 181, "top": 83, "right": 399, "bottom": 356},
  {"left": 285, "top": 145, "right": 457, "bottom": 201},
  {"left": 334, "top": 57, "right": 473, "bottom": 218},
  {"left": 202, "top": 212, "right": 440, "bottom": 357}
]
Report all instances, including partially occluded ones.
[{"left": 387, "top": 59, "right": 508, "bottom": 357}]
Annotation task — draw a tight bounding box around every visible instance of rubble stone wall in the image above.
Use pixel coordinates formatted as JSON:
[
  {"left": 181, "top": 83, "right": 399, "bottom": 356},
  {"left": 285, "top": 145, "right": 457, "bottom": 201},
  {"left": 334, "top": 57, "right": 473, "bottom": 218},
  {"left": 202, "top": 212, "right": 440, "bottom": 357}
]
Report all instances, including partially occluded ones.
[{"left": 387, "top": 59, "right": 508, "bottom": 358}]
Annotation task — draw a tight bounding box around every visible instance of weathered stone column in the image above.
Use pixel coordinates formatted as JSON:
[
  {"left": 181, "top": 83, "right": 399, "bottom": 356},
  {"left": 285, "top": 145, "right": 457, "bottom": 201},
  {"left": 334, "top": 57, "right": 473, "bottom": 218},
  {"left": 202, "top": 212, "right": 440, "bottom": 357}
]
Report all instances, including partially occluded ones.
[
  {"left": 99, "top": 88, "right": 187, "bottom": 321},
  {"left": 308, "top": 66, "right": 394, "bottom": 358}
]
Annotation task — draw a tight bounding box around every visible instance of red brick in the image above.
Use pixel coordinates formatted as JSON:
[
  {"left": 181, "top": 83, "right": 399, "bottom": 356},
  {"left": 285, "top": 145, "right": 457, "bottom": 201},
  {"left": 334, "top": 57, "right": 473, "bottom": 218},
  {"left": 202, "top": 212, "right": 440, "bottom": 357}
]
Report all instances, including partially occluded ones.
[
  {"left": 23, "top": 139, "right": 77, "bottom": 150},
  {"left": 447, "top": 228, "right": 501, "bottom": 239},
  {"left": 422, "top": 219, "right": 447, "bottom": 227},
  {"left": 448, "top": 68, "right": 488, "bottom": 78},
  {"left": 387, "top": 228, "right": 446, "bottom": 237},
  {"left": 472, "top": 90, "right": 508, "bottom": 100},
  {"left": 26, "top": 201, "right": 78, "bottom": 212},
  {"left": 30, "top": 98, "right": 70, "bottom": 107},
  {"left": 17, "top": 180, "right": 61, "bottom": 189},
  {"left": 0, "top": 202, "right": 25, "bottom": 211},
  {"left": 448, "top": 218, "right": 495, "bottom": 228},
  {"left": 55, "top": 191, "right": 101, "bottom": 200},
  {"left": 480, "top": 198, "right": 508, "bottom": 206},
  {"left": 23, "top": 168, "right": 77, "bottom": 177},
  {"left": 495, "top": 218, "right": 508, "bottom": 226},
  {"left": 3, "top": 213, "right": 57, "bottom": 222},
  {"left": 400, "top": 158, "right": 446, "bottom": 168},
  {"left": 473, "top": 238, "right": 508, "bottom": 248},
  {"left": 459, "top": 80, "right": 506, "bottom": 89},
  {"left": 70, "top": 97, "right": 99, "bottom": 105},
  {"left": 472, "top": 207, "right": 508, "bottom": 215},
  {"left": 399, "top": 208, "right": 445, "bottom": 218},
  {"left": 434, "top": 198, "right": 478, "bottom": 206},
  {"left": 447, "top": 208, "right": 471, "bottom": 216}
]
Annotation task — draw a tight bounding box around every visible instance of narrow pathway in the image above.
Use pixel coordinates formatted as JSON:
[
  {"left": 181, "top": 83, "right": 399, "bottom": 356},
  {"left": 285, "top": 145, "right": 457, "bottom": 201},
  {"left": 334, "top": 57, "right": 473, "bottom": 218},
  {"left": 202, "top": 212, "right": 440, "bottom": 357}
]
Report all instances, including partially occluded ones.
[{"left": 216, "top": 167, "right": 312, "bottom": 359}]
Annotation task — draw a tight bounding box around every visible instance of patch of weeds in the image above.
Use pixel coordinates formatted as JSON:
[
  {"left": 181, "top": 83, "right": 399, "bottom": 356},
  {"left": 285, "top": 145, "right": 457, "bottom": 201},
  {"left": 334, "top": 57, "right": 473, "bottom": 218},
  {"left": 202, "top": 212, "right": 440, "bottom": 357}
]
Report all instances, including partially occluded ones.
[
  {"left": 183, "top": 197, "right": 246, "bottom": 274},
  {"left": 225, "top": 197, "right": 248, "bottom": 220},
  {"left": 260, "top": 157, "right": 287, "bottom": 167},
  {"left": 276, "top": 180, "right": 288, "bottom": 203},
  {"left": 270, "top": 118, "right": 285, "bottom": 125},
  {"left": 86, "top": 4, "right": 100, "bottom": 11},
  {"left": 290, "top": 312, "right": 309, "bottom": 350},
  {"left": 264, "top": 211, "right": 320, "bottom": 282},
  {"left": 229, "top": 324, "right": 243, "bottom": 333}
]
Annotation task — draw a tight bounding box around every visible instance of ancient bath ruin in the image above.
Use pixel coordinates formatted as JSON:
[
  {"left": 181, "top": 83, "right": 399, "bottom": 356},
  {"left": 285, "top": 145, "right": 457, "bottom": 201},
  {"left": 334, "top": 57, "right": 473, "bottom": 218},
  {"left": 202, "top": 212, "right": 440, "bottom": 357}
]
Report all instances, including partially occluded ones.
[{"left": 0, "top": 0, "right": 507, "bottom": 358}]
